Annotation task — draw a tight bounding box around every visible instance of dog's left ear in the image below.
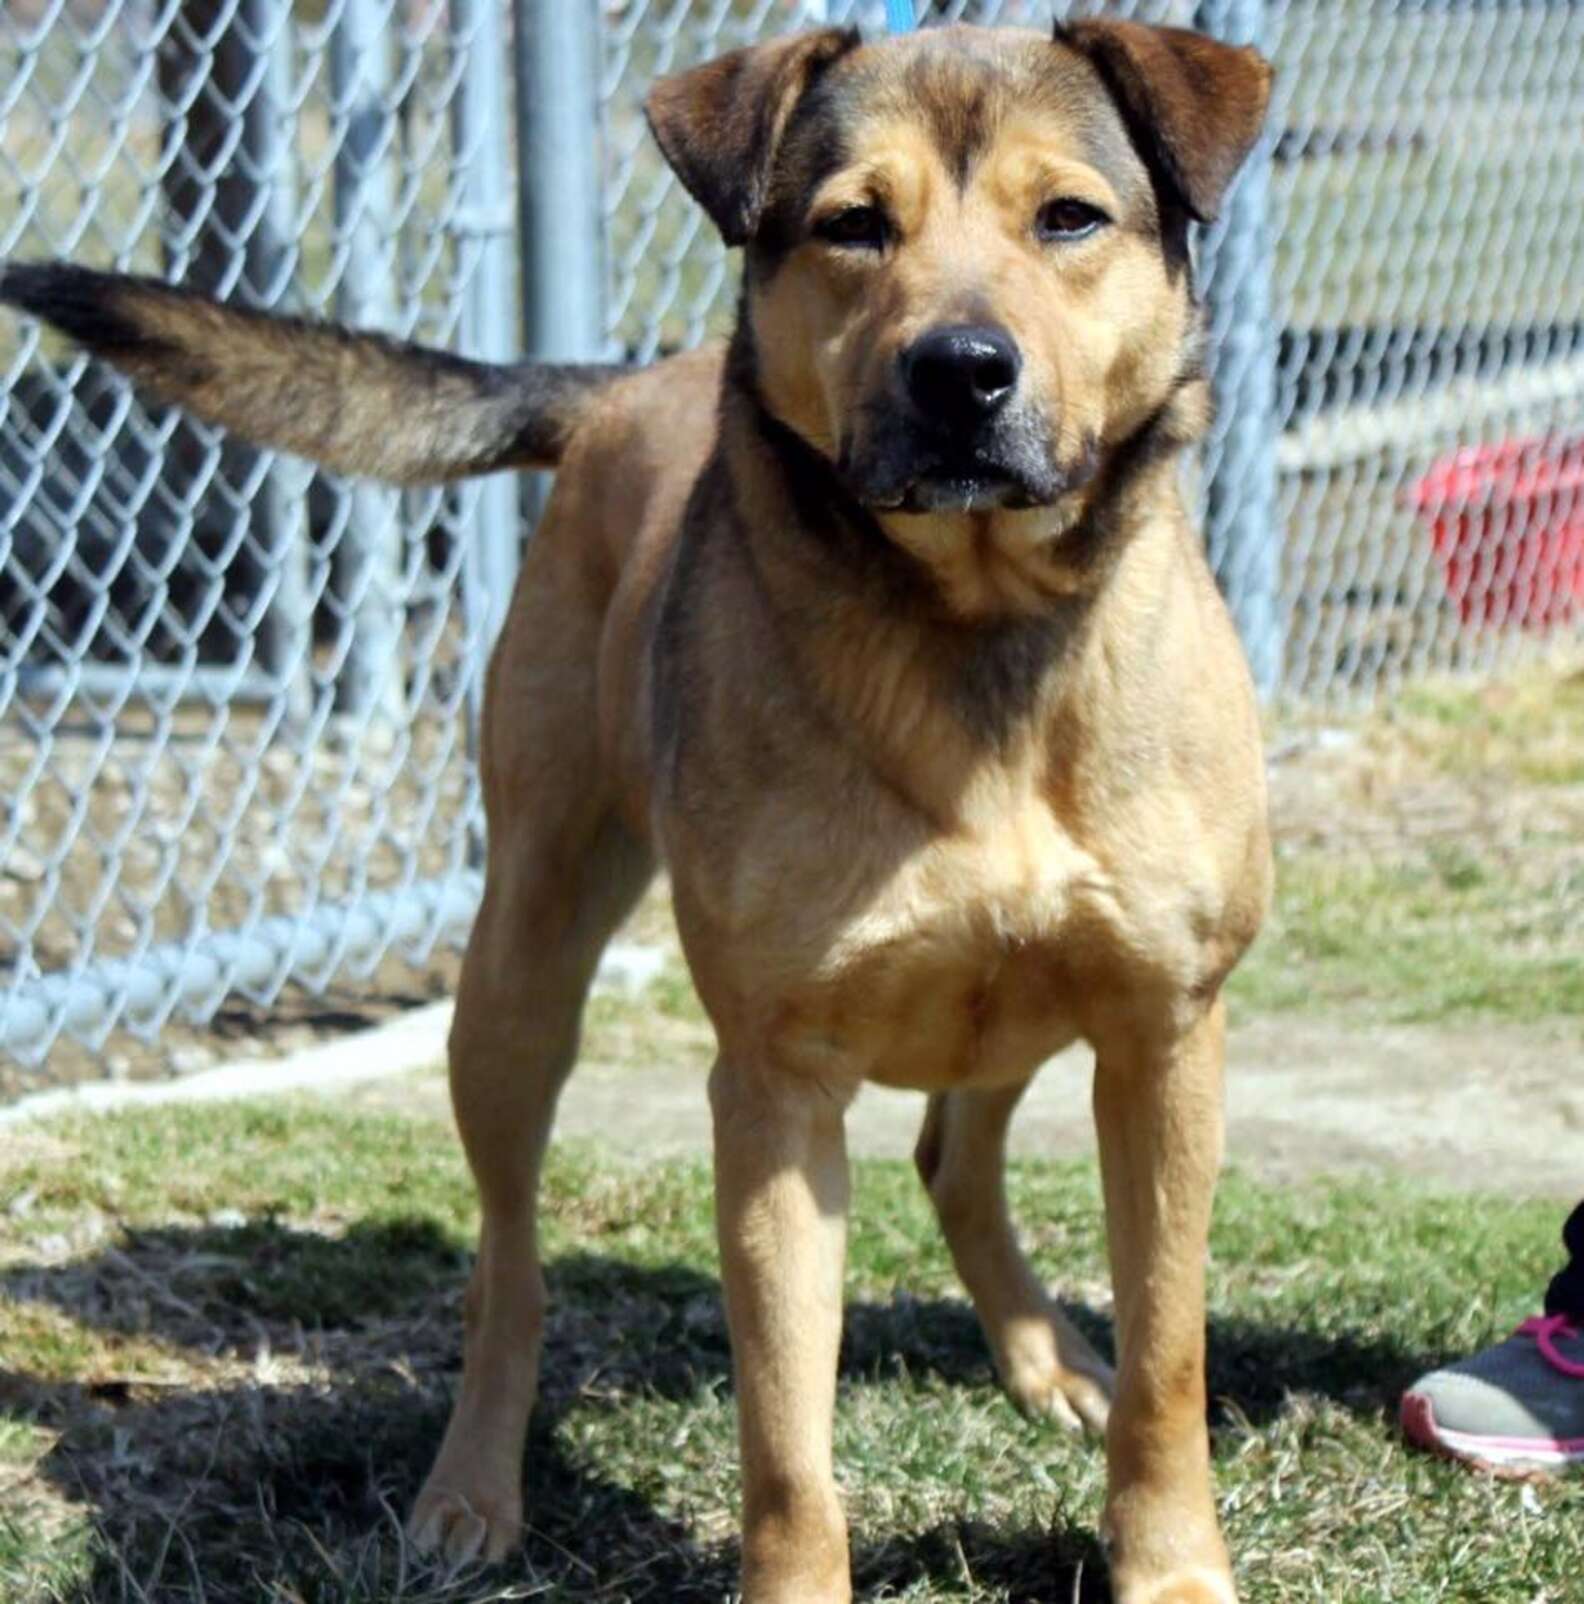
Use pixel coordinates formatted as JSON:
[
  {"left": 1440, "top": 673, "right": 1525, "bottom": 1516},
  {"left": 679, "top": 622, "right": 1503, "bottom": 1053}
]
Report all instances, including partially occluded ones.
[
  {"left": 1056, "top": 20, "right": 1272, "bottom": 225},
  {"left": 645, "top": 27, "right": 861, "bottom": 248}
]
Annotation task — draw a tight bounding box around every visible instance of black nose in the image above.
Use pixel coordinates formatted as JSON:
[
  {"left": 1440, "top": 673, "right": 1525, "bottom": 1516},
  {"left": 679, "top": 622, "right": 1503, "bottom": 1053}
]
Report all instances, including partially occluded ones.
[{"left": 903, "top": 323, "right": 1021, "bottom": 425}]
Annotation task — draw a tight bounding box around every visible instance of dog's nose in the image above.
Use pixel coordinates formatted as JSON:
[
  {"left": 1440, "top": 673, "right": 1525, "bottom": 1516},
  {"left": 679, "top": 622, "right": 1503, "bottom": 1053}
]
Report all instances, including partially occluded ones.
[{"left": 903, "top": 324, "right": 1021, "bottom": 425}]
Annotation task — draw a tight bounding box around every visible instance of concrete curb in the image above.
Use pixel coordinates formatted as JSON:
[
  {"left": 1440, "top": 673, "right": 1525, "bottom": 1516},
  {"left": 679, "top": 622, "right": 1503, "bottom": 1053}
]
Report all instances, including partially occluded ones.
[
  {"left": 0, "top": 941, "right": 669, "bottom": 1129},
  {"left": 0, "top": 1000, "right": 455, "bottom": 1129}
]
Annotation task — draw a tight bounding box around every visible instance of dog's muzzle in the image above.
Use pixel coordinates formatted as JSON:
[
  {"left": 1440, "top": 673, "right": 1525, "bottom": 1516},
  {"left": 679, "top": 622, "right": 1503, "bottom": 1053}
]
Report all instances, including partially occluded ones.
[{"left": 843, "top": 322, "right": 1074, "bottom": 515}]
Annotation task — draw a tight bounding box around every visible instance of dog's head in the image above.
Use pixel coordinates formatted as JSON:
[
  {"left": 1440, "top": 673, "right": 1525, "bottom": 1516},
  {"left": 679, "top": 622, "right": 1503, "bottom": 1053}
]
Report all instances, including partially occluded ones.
[{"left": 647, "top": 22, "right": 1271, "bottom": 613}]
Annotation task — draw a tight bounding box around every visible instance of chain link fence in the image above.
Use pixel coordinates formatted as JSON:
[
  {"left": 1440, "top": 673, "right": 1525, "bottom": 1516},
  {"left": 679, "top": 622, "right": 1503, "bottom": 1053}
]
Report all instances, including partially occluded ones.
[
  {"left": 1, "top": 0, "right": 513, "bottom": 1088},
  {"left": 4, "top": 0, "right": 1584, "bottom": 1089},
  {"left": 600, "top": 0, "right": 1584, "bottom": 693}
]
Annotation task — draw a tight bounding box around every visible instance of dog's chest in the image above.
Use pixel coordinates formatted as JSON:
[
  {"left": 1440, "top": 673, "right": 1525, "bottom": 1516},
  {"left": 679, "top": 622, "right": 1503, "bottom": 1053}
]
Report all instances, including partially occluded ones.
[{"left": 761, "top": 808, "right": 1128, "bottom": 1092}]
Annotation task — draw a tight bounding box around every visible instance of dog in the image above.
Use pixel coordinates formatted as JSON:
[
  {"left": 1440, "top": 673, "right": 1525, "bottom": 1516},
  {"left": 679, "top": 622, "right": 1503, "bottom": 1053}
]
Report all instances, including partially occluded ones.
[{"left": 2, "top": 18, "right": 1274, "bottom": 1602}]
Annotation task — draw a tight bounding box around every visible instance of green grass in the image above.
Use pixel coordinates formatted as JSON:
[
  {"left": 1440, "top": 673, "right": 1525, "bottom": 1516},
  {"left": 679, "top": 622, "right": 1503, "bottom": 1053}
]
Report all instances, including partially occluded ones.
[
  {"left": 2, "top": 1100, "right": 1581, "bottom": 1603},
  {"left": 1230, "top": 840, "right": 1584, "bottom": 1023},
  {"left": 1395, "top": 675, "right": 1584, "bottom": 788},
  {"left": 1233, "top": 669, "right": 1584, "bottom": 1024}
]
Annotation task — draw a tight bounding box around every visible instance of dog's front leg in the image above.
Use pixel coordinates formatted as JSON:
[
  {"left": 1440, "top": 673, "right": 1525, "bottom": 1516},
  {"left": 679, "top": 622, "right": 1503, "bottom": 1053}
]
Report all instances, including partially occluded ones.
[
  {"left": 710, "top": 1056, "right": 854, "bottom": 1604},
  {"left": 1093, "top": 998, "right": 1235, "bottom": 1604}
]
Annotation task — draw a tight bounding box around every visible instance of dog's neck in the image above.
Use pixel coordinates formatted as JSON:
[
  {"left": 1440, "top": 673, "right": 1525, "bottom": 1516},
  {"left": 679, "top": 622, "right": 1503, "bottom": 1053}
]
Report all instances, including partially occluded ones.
[{"left": 713, "top": 327, "right": 1206, "bottom": 815}]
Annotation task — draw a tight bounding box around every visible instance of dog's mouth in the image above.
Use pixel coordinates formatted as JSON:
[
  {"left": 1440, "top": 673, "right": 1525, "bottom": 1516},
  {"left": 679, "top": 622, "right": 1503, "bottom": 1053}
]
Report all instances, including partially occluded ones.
[
  {"left": 869, "top": 470, "right": 1041, "bottom": 515},
  {"left": 842, "top": 409, "right": 1091, "bottom": 517}
]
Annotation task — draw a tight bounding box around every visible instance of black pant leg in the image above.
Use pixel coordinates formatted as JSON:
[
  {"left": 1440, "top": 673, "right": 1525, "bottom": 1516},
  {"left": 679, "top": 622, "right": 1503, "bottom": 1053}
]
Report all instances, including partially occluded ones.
[{"left": 1542, "top": 1200, "right": 1584, "bottom": 1319}]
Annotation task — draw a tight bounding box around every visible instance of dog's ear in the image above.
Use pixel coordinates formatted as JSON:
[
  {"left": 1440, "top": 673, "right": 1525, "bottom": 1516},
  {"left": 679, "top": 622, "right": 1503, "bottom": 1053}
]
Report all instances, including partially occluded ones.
[
  {"left": 645, "top": 27, "right": 861, "bottom": 247},
  {"left": 1056, "top": 20, "right": 1272, "bottom": 224}
]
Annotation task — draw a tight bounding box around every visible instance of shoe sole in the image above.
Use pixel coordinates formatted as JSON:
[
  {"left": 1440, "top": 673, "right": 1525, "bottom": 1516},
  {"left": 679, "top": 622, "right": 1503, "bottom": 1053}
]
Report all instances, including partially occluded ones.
[{"left": 1400, "top": 1391, "right": 1584, "bottom": 1478}]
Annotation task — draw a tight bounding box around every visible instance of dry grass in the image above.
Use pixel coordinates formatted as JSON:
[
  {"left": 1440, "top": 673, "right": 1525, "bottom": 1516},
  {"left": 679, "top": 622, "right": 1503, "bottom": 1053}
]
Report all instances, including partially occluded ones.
[
  {"left": 1230, "top": 662, "right": 1584, "bottom": 1021},
  {"left": 2, "top": 1100, "right": 1582, "bottom": 1603}
]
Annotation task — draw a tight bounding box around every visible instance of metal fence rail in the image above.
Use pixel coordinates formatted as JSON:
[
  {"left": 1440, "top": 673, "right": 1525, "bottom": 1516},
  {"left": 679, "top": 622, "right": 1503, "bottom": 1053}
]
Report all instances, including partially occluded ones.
[{"left": 4, "top": 0, "right": 1584, "bottom": 1088}]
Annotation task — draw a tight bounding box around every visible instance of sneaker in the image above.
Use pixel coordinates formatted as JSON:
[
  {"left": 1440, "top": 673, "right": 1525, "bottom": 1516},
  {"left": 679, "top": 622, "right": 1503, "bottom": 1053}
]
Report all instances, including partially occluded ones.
[{"left": 1400, "top": 1314, "right": 1584, "bottom": 1476}]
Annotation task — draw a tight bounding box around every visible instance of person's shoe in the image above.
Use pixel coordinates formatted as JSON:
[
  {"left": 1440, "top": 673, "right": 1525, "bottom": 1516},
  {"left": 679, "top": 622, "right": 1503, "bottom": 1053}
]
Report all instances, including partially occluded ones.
[{"left": 1400, "top": 1315, "right": 1584, "bottom": 1475}]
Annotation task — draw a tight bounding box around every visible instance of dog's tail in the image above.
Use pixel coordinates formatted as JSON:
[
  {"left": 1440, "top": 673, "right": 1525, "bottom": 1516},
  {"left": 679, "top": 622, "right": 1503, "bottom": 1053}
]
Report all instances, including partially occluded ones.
[{"left": 0, "top": 262, "right": 625, "bottom": 484}]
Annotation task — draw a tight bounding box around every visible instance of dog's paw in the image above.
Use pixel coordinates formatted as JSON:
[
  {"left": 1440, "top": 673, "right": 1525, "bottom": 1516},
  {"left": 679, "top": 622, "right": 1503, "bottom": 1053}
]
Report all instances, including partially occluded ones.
[
  {"left": 1004, "top": 1354, "right": 1114, "bottom": 1433},
  {"left": 1112, "top": 1569, "right": 1237, "bottom": 1604},
  {"left": 407, "top": 1481, "right": 522, "bottom": 1569},
  {"left": 998, "top": 1309, "right": 1114, "bottom": 1434}
]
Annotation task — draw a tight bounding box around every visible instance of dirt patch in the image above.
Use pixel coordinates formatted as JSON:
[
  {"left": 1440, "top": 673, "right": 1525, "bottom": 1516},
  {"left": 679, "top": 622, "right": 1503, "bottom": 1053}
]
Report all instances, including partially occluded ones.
[
  {"left": 343, "top": 1004, "right": 1584, "bottom": 1202},
  {"left": 1265, "top": 673, "right": 1584, "bottom": 856}
]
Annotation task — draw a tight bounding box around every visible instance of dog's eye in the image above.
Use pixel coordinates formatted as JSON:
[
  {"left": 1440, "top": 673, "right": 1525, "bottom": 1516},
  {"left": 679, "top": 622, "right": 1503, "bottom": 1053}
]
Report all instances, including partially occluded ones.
[
  {"left": 814, "top": 205, "right": 889, "bottom": 251},
  {"left": 1036, "top": 198, "right": 1109, "bottom": 243}
]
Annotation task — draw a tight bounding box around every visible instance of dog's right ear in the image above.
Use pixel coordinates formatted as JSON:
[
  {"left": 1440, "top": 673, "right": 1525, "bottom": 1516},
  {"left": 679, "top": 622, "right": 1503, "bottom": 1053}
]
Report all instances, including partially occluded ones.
[
  {"left": 1056, "top": 20, "right": 1272, "bottom": 225},
  {"left": 645, "top": 27, "right": 860, "bottom": 248}
]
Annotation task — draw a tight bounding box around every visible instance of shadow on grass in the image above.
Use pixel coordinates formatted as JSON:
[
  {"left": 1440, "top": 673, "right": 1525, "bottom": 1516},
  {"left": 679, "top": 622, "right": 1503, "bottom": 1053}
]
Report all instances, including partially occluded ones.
[{"left": 1, "top": 1220, "right": 1440, "bottom": 1602}]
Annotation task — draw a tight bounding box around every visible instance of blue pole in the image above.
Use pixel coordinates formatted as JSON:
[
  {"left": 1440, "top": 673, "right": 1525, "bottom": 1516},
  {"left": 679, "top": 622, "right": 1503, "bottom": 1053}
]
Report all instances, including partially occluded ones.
[
  {"left": 515, "top": 0, "right": 605, "bottom": 525},
  {"left": 1195, "top": 0, "right": 1283, "bottom": 700},
  {"left": 453, "top": 0, "right": 520, "bottom": 660},
  {"left": 247, "top": 0, "right": 312, "bottom": 729},
  {"left": 517, "top": 0, "right": 604, "bottom": 366}
]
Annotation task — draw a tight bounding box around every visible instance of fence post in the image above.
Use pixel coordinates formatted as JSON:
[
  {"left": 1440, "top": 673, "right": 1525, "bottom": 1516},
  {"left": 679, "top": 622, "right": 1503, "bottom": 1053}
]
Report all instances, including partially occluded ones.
[
  {"left": 330, "top": 0, "right": 405, "bottom": 723},
  {"left": 515, "top": 0, "right": 605, "bottom": 466},
  {"left": 1195, "top": 0, "right": 1283, "bottom": 699},
  {"left": 453, "top": 0, "right": 521, "bottom": 665},
  {"left": 244, "top": 0, "right": 313, "bottom": 726}
]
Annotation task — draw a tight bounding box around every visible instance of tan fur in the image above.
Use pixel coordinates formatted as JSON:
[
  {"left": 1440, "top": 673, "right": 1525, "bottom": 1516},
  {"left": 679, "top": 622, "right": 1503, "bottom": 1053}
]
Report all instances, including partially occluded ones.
[
  {"left": 8, "top": 23, "right": 1275, "bottom": 1603},
  {"left": 413, "top": 29, "right": 1271, "bottom": 1601}
]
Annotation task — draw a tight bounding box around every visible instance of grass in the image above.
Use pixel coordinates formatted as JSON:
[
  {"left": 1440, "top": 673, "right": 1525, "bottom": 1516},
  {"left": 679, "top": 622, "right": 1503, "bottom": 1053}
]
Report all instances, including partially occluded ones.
[
  {"left": 1229, "top": 843, "right": 1584, "bottom": 1022},
  {"left": 1, "top": 1099, "right": 1582, "bottom": 1603},
  {"left": 1394, "top": 673, "right": 1584, "bottom": 788},
  {"left": 1227, "top": 667, "right": 1584, "bottom": 1024}
]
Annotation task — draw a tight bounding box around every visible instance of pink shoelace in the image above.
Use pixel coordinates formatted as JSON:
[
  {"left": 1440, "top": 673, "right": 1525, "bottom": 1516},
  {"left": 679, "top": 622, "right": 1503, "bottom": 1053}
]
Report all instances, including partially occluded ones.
[{"left": 1516, "top": 1314, "right": 1584, "bottom": 1379}]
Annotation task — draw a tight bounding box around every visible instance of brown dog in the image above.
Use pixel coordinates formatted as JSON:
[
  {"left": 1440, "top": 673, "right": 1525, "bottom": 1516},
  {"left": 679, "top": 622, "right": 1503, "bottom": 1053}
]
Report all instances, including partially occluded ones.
[{"left": 2, "top": 19, "right": 1274, "bottom": 1602}]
